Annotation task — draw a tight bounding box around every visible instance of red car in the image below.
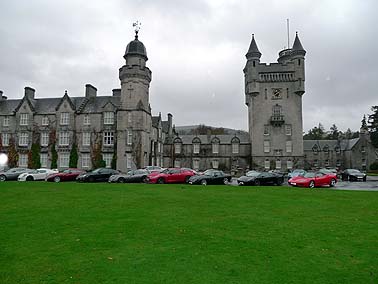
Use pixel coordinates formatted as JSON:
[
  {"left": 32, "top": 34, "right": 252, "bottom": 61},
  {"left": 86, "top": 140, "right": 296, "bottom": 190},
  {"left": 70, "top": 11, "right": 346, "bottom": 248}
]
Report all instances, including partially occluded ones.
[
  {"left": 46, "top": 168, "right": 86, "bottom": 182},
  {"left": 146, "top": 168, "right": 196, "bottom": 184},
  {"left": 288, "top": 171, "right": 337, "bottom": 188}
]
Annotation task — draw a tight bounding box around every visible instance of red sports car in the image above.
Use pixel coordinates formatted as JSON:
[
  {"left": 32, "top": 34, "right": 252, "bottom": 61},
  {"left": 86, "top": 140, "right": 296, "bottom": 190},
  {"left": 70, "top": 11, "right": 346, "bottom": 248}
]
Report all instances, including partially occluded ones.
[
  {"left": 288, "top": 171, "right": 337, "bottom": 188},
  {"left": 146, "top": 168, "right": 196, "bottom": 184},
  {"left": 46, "top": 168, "right": 86, "bottom": 182}
]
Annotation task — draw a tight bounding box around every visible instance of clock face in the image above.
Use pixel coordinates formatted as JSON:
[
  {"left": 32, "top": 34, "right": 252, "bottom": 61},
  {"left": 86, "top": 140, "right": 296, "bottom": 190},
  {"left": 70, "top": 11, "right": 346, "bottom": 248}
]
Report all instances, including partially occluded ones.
[{"left": 272, "top": 88, "right": 282, "bottom": 99}]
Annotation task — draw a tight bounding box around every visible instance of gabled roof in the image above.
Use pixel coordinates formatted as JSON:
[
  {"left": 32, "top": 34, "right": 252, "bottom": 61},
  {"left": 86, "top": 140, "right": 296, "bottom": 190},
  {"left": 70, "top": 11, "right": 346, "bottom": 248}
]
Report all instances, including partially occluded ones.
[
  {"left": 55, "top": 91, "right": 76, "bottom": 111},
  {"left": 175, "top": 133, "right": 250, "bottom": 144},
  {"left": 14, "top": 96, "right": 36, "bottom": 113},
  {"left": 304, "top": 138, "right": 360, "bottom": 151}
]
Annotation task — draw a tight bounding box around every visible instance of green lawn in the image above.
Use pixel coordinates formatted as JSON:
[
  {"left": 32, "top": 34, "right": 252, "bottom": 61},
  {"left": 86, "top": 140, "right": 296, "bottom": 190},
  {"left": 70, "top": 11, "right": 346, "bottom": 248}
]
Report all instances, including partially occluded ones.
[{"left": 0, "top": 183, "right": 377, "bottom": 284}]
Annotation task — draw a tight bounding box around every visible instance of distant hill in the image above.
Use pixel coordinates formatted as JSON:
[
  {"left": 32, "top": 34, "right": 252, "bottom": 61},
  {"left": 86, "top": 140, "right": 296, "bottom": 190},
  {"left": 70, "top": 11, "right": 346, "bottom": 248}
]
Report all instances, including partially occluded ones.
[{"left": 175, "top": 125, "right": 248, "bottom": 135}]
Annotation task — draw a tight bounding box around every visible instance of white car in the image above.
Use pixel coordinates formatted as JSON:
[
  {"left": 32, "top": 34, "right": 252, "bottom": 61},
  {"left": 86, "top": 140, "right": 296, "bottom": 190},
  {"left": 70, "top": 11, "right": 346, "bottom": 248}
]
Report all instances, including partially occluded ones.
[{"left": 18, "top": 168, "right": 59, "bottom": 181}]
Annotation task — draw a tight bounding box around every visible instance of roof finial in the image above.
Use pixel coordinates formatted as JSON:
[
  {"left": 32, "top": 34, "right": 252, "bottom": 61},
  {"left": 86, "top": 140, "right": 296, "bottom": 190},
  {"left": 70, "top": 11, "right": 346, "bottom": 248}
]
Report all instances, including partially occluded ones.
[
  {"left": 64, "top": 90, "right": 67, "bottom": 95},
  {"left": 133, "top": 21, "right": 141, "bottom": 39}
]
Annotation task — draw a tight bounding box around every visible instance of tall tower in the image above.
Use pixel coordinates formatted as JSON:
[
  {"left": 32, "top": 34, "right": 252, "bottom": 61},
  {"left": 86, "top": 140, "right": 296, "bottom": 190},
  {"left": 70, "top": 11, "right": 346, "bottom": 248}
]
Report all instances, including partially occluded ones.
[
  {"left": 117, "top": 25, "right": 152, "bottom": 171},
  {"left": 244, "top": 32, "right": 306, "bottom": 171}
]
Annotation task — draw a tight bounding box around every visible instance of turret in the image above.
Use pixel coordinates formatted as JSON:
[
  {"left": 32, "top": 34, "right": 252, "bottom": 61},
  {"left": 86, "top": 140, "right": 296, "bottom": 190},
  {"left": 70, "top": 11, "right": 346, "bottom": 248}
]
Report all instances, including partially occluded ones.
[
  {"left": 291, "top": 32, "right": 306, "bottom": 95},
  {"left": 244, "top": 34, "right": 261, "bottom": 103},
  {"left": 245, "top": 34, "right": 262, "bottom": 62}
]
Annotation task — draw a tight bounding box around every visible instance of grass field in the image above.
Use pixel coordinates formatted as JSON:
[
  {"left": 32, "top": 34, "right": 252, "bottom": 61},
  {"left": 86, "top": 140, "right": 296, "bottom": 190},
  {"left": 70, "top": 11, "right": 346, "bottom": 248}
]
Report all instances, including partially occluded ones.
[{"left": 1, "top": 182, "right": 377, "bottom": 284}]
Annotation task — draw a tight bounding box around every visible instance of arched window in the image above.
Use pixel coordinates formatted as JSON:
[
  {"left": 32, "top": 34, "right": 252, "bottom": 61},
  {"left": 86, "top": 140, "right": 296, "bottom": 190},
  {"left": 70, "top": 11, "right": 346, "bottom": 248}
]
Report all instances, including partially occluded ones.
[
  {"left": 272, "top": 104, "right": 282, "bottom": 117},
  {"left": 211, "top": 137, "right": 220, "bottom": 154},
  {"left": 192, "top": 137, "right": 201, "bottom": 154},
  {"left": 312, "top": 144, "right": 319, "bottom": 155},
  {"left": 323, "top": 145, "right": 329, "bottom": 153},
  {"left": 173, "top": 137, "right": 182, "bottom": 154},
  {"left": 231, "top": 137, "right": 240, "bottom": 154}
]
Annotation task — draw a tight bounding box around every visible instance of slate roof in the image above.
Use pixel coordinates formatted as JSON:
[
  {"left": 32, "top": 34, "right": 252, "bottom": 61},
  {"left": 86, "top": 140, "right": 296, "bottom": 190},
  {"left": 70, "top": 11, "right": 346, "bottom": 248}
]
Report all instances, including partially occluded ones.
[
  {"left": 174, "top": 133, "right": 250, "bottom": 144},
  {"left": 304, "top": 138, "right": 360, "bottom": 151},
  {"left": 152, "top": 116, "right": 160, "bottom": 128}
]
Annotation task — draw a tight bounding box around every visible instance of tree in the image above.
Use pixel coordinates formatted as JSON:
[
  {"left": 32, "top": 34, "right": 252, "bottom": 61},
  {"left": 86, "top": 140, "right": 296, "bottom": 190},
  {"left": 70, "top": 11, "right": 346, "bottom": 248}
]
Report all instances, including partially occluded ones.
[
  {"left": 327, "top": 124, "right": 340, "bottom": 140},
  {"left": 91, "top": 133, "right": 105, "bottom": 169},
  {"left": 111, "top": 152, "right": 117, "bottom": 170},
  {"left": 303, "top": 123, "right": 325, "bottom": 140},
  {"left": 361, "top": 115, "right": 368, "bottom": 129},
  {"left": 7, "top": 136, "right": 18, "bottom": 168},
  {"left": 51, "top": 143, "right": 58, "bottom": 169},
  {"left": 69, "top": 143, "right": 78, "bottom": 168},
  {"left": 368, "top": 106, "right": 378, "bottom": 147},
  {"left": 28, "top": 143, "right": 41, "bottom": 169}
]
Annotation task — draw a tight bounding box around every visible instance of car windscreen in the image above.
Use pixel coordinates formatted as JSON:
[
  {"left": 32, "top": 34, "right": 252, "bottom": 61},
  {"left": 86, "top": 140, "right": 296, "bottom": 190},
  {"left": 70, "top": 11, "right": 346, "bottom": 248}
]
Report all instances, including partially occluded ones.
[
  {"left": 304, "top": 173, "right": 315, "bottom": 178},
  {"left": 246, "top": 171, "right": 260, "bottom": 177}
]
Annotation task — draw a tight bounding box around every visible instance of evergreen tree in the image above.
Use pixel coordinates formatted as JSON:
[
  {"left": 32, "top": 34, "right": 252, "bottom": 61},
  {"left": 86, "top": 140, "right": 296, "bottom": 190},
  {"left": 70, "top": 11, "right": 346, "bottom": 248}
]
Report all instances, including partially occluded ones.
[
  {"left": 111, "top": 152, "right": 117, "bottom": 170},
  {"left": 327, "top": 124, "right": 340, "bottom": 140},
  {"left": 303, "top": 123, "right": 325, "bottom": 140},
  {"left": 69, "top": 143, "right": 78, "bottom": 168},
  {"left": 361, "top": 115, "right": 368, "bottom": 129},
  {"left": 7, "top": 137, "right": 18, "bottom": 168},
  {"left": 51, "top": 143, "right": 58, "bottom": 169},
  {"left": 91, "top": 139, "right": 105, "bottom": 169},
  {"left": 368, "top": 106, "right": 378, "bottom": 147},
  {"left": 29, "top": 143, "right": 41, "bottom": 169}
]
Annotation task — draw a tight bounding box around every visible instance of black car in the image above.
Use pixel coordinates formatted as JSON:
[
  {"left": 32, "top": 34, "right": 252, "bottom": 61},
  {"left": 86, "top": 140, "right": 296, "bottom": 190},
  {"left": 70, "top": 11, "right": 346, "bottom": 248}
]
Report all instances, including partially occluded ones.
[
  {"left": 76, "top": 168, "right": 119, "bottom": 182},
  {"left": 108, "top": 169, "right": 150, "bottom": 183},
  {"left": 188, "top": 169, "right": 231, "bottom": 185},
  {"left": 237, "top": 171, "right": 284, "bottom": 186},
  {"left": 0, "top": 167, "right": 33, "bottom": 181},
  {"left": 341, "top": 169, "right": 367, "bottom": 182}
]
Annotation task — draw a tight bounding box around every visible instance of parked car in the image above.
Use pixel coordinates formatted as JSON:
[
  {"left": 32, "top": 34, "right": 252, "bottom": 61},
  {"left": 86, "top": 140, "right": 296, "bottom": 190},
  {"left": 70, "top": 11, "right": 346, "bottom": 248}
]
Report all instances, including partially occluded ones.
[
  {"left": 146, "top": 168, "right": 196, "bottom": 184},
  {"left": 288, "top": 171, "right": 337, "bottom": 188},
  {"left": 188, "top": 169, "right": 232, "bottom": 185},
  {"left": 287, "top": 169, "right": 306, "bottom": 179},
  {"left": 109, "top": 169, "right": 150, "bottom": 183},
  {"left": 76, "top": 168, "right": 119, "bottom": 182},
  {"left": 341, "top": 169, "right": 367, "bottom": 182},
  {"left": 144, "top": 166, "right": 164, "bottom": 173},
  {"left": 0, "top": 168, "right": 33, "bottom": 181},
  {"left": 18, "top": 168, "right": 59, "bottom": 181},
  {"left": 237, "top": 171, "right": 284, "bottom": 186},
  {"left": 46, "top": 168, "right": 86, "bottom": 182}
]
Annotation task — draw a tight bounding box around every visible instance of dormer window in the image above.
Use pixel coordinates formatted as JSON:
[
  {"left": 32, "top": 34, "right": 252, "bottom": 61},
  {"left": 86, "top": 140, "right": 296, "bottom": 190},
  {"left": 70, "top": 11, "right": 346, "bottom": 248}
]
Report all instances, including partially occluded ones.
[
  {"left": 174, "top": 137, "right": 182, "bottom": 154},
  {"left": 3, "top": 116, "right": 9, "bottom": 127},
  {"left": 104, "top": 112, "right": 114, "bottom": 125},
  {"left": 211, "top": 137, "right": 220, "bottom": 154},
  {"left": 312, "top": 144, "right": 319, "bottom": 154},
  {"left": 20, "top": 113, "right": 28, "bottom": 126},
  {"left": 192, "top": 137, "right": 201, "bottom": 154},
  {"left": 323, "top": 145, "right": 329, "bottom": 153},
  {"left": 83, "top": 114, "right": 90, "bottom": 125},
  {"left": 60, "top": 112, "right": 69, "bottom": 125},
  {"left": 231, "top": 137, "right": 240, "bottom": 154},
  {"left": 41, "top": 116, "right": 49, "bottom": 126}
]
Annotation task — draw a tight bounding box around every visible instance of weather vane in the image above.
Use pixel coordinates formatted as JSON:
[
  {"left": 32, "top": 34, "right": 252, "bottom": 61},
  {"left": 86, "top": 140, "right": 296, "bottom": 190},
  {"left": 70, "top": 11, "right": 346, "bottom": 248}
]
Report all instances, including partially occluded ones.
[{"left": 133, "top": 21, "right": 141, "bottom": 38}]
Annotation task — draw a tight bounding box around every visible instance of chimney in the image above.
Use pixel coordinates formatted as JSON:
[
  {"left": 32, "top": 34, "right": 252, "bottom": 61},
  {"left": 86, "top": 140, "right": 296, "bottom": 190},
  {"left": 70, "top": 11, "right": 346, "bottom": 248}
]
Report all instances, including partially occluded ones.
[
  {"left": 85, "top": 84, "right": 97, "bottom": 98},
  {"left": 167, "top": 113, "right": 173, "bottom": 137},
  {"left": 112, "top": 88, "right": 121, "bottom": 97},
  {"left": 24, "top": 87, "right": 35, "bottom": 100},
  {"left": 0, "top": 90, "right": 5, "bottom": 101}
]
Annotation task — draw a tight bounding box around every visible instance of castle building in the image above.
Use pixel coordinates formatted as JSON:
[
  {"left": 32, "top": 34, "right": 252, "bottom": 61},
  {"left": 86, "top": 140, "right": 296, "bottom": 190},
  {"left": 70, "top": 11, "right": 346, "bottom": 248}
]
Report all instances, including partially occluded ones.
[{"left": 0, "top": 30, "right": 376, "bottom": 172}]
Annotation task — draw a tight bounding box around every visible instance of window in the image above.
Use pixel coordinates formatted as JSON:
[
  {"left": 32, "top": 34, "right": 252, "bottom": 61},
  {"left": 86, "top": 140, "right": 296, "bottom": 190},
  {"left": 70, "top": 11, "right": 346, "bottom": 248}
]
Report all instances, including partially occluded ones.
[
  {"left": 285, "top": 125, "right": 292, "bottom": 136},
  {"left": 286, "top": 141, "right": 292, "bottom": 153},
  {"left": 126, "top": 153, "right": 132, "bottom": 169},
  {"left": 82, "top": 132, "right": 90, "bottom": 146},
  {"left": 272, "top": 105, "right": 282, "bottom": 117},
  {"left": 212, "top": 143, "right": 219, "bottom": 154},
  {"left": 361, "top": 146, "right": 366, "bottom": 153},
  {"left": 276, "top": 159, "right": 281, "bottom": 169},
  {"left": 323, "top": 145, "right": 329, "bottom": 153},
  {"left": 59, "top": 153, "right": 69, "bottom": 168},
  {"left": 83, "top": 114, "right": 90, "bottom": 125},
  {"left": 19, "top": 154, "right": 28, "bottom": 167},
  {"left": 174, "top": 143, "right": 181, "bottom": 154},
  {"left": 20, "top": 113, "right": 28, "bottom": 126},
  {"left": 3, "top": 116, "right": 9, "bottom": 127},
  {"left": 158, "top": 142, "right": 161, "bottom": 153},
  {"left": 287, "top": 160, "right": 293, "bottom": 169},
  {"left": 60, "top": 112, "right": 69, "bottom": 125},
  {"left": 128, "top": 113, "right": 132, "bottom": 123},
  {"left": 313, "top": 159, "right": 318, "bottom": 167},
  {"left": 41, "top": 132, "right": 49, "bottom": 146},
  {"left": 312, "top": 145, "right": 319, "bottom": 155},
  {"left": 264, "top": 125, "right": 269, "bottom": 136},
  {"left": 362, "top": 158, "right": 366, "bottom": 166},
  {"left": 193, "top": 143, "right": 200, "bottom": 154},
  {"left": 19, "top": 132, "right": 28, "bottom": 146},
  {"left": 212, "top": 159, "right": 219, "bottom": 169},
  {"left": 193, "top": 159, "right": 200, "bottom": 170},
  {"left": 2, "top": 133, "right": 9, "bottom": 146},
  {"left": 264, "top": 141, "right": 270, "bottom": 153},
  {"left": 127, "top": 130, "right": 132, "bottom": 145},
  {"left": 264, "top": 159, "right": 270, "bottom": 170},
  {"left": 104, "top": 112, "right": 114, "bottom": 125},
  {"left": 81, "top": 153, "right": 90, "bottom": 168},
  {"left": 325, "top": 159, "right": 330, "bottom": 166},
  {"left": 41, "top": 116, "right": 49, "bottom": 126},
  {"left": 232, "top": 142, "right": 239, "bottom": 154},
  {"left": 59, "top": 132, "right": 69, "bottom": 146},
  {"left": 336, "top": 160, "right": 341, "bottom": 167},
  {"left": 103, "top": 153, "right": 113, "bottom": 168},
  {"left": 335, "top": 146, "right": 341, "bottom": 154},
  {"left": 40, "top": 153, "right": 48, "bottom": 168},
  {"left": 174, "top": 159, "right": 181, "bottom": 168},
  {"left": 103, "top": 132, "right": 114, "bottom": 146}
]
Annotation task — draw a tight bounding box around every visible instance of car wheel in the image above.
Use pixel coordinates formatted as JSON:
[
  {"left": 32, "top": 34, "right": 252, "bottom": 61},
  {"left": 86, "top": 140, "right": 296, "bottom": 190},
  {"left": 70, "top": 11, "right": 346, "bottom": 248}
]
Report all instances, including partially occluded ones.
[
  {"left": 330, "top": 179, "right": 336, "bottom": 187},
  {"left": 185, "top": 176, "right": 190, "bottom": 183},
  {"left": 54, "top": 176, "right": 61, "bottom": 183},
  {"left": 0, "top": 175, "right": 6, "bottom": 182},
  {"left": 118, "top": 177, "right": 125, "bottom": 183},
  {"left": 157, "top": 178, "right": 165, "bottom": 184},
  {"left": 142, "top": 176, "right": 148, "bottom": 183},
  {"left": 201, "top": 179, "right": 207, "bottom": 186},
  {"left": 309, "top": 180, "right": 315, "bottom": 188},
  {"left": 276, "top": 179, "right": 283, "bottom": 186},
  {"left": 26, "top": 176, "right": 34, "bottom": 181},
  {"left": 254, "top": 179, "right": 260, "bottom": 186},
  {"left": 223, "top": 178, "right": 229, "bottom": 185},
  {"left": 363, "top": 177, "right": 367, "bottom": 182}
]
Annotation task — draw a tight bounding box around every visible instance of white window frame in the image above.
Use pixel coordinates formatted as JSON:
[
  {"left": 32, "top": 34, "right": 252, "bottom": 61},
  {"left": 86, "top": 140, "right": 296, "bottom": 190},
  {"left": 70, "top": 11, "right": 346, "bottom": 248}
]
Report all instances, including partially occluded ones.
[
  {"left": 287, "top": 160, "right": 293, "bottom": 170},
  {"left": 83, "top": 114, "right": 90, "bottom": 126},
  {"left": 103, "top": 153, "right": 113, "bottom": 168},
  {"left": 126, "top": 153, "right": 132, "bottom": 169},
  {"left": 20, "top": 113, "right": 28, "bottom": 126},
  {"left": 264, "top": 159, "right": 270, "bottom": 170},
  {"left": 19, "top": 132, "right": 29, "bottom": 146},
  {"left": 193, "top": 159, "right": 200, "bottom": 170},
  {"left": 286, "top": 141, "right": 292, "bottom": 153},
  {"left": 276, "top": 159, "right": 282, "bottom": 169},
  {"left": 232, "top": 143, "right": 239, "bottom": 154},
  {"left": 41, "top": 116, "right": 49, "bottom": 126},
  {"left": 193, "top": 143, "right": 200, "bottom": 154},
  {"left": 59, "top": 132, "right": 69, "bottom": 146},
  {"left": 212, "top": 159, "right": 219, "bottom": 169},
  {"left": 212, "top": 143, "right": 219, "bottom": 154},
  {"left": 174, "top": 159, "right": 181, "bottom": 168},
  {"left": 103, "top": 132, "right": 114, "bottom": 146},
  {"left": 3, "top": 116, "right": 9, "bottom": 127},
  {"left": 174, "top": 143, "right": 181, "bottom": 154},
  {"left": 40, "top": 153, "right": 48, "bottom": 168},
  {"left": 82, "top": 132, "right": 91, "bottom": 146},
  {"left": 41, "top": 132, "right": 49, "bottom": 147},
  {"left": 60, "top": 112, "right": 69, "bottom": 125},
  {"left": 264, "top": 125, "right": 269, "bottom": 136},
  {"left": 81, "top": 153, "right": 90, "bottom": 168},
  {"left": 19, "top": 154, "right": 28, "bottom": 167},
  {"left": 59, "top": 153, "right": 69, "bottom": 168},
  {"left": 263, "top": 141, "right": 270, "bottom": 153},
  {"left": 104, "top": 112, "right": 114, "bottom": 125},
  {"left": 2, "top": 133, "right": 10, "bottom": 146},
  {"left": 285, "top": 125, "right": 292, "bottom": 136},
  {"left": 127, "top": 130, "right": 132, "bottom": 145}
]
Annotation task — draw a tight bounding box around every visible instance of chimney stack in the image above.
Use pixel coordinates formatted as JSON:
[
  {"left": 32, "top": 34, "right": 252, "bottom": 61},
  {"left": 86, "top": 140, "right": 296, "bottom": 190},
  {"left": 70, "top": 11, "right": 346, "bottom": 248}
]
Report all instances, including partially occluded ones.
[
  {"left": 24, "top": 87, "right": 35, "bottom": 100},
  {"left": 85, "top": 84, "right": 97, "bottom": 98},
  {"left": 112, "top": 89, "right": 121, "bottom": 97},
  {"left": 167, "top": 113, "right": 173, "bottom": 137}
]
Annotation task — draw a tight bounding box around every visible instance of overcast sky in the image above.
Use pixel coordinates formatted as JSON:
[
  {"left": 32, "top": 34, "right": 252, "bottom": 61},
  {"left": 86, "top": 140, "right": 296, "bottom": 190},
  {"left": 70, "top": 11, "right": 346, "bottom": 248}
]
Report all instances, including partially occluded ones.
[{"left": 0, "top": 0, "right": 377, "bottom": 133}]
